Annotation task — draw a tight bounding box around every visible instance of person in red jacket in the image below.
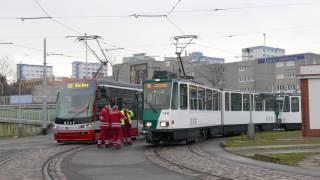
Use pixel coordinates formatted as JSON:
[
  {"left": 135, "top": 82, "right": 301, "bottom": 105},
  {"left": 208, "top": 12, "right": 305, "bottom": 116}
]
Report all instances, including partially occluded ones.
[
  {"left": 97, "top": 104, "right": 111, "bottom": 148},
  {"left": 109, "top": 105, "right": 126, "bottom": 149}
]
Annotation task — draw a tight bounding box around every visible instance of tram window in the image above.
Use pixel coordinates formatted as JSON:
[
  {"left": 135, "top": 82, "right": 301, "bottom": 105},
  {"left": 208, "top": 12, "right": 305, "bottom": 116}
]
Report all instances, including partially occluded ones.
[
  {"left": 179, "top": 84, "right": 188, "bottom": 110},
  {"left": 255, "top": 94, "right": 264, "bottom": 111},
  {"left": 231, "top": 93, "right": 242, "bottom": 111},
  {"left": 265, "top": 95, "right": 275, "bottom": 111},
  {"left": 205, "top": 89, "right": 213, "bottom": 110},
  {"left": 283, "top": 96, "right": 290, "bottom": 112},
  {"left": 189, "top": 85, "right": 198, "bottom": 110},
  {"left": 291, "top": 97, "right": 300, "bottom": 112},
  {"left": 243, "top": 94, "right": 250, "bottom": 111},
  {"left": 198, "top": 87, "right": 205, "bottom": 110},
  {"left": 225, "top": 92, "right": 230, "bottom": 111},
  {"left": 171, "top": 82, "right": 178, "bottom": 110},
  {"left": 213, "top": 90, "right": 219, "bottom": 111}
]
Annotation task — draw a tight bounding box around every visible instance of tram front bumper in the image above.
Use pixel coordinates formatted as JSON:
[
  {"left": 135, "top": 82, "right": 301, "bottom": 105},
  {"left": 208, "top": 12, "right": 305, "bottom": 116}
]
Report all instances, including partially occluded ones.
[{"left": 54, "top": 129, "right": 95, "bottom": 141}]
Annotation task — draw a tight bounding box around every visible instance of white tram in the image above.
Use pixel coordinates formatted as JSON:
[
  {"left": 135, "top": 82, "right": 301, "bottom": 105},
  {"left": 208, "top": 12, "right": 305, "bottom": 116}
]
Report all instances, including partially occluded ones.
[{"left": 143, "top": 72, "right": 301, "bottom": 144}]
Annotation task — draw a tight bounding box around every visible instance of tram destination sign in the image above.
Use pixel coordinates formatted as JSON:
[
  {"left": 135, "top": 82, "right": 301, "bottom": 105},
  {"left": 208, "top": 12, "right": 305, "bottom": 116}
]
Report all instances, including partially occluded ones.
[
  {"left": 67, "top": 82, "right": 89, "bottom": 89},
  {"left": 257, "top": 54, "right": 305, "bottom": 64}
]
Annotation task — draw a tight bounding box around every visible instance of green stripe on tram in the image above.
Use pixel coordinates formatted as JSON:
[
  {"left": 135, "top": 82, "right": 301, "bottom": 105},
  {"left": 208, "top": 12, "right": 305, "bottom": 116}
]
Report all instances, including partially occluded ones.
[{"left": 143, "top": 109, "right": 162, "bottom": 129}]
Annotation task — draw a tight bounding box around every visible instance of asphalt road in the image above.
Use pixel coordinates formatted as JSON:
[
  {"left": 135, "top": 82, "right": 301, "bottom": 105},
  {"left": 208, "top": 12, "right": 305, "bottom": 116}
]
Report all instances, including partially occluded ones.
[{"left": 62, "top": 141, "right": 196, "bottom": 180}]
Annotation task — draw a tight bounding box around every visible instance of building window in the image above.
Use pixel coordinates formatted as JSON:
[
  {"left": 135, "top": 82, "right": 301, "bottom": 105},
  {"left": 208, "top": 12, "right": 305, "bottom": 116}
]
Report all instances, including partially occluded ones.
[
  {"left": 222, "top": 68, "right": 226, "bottom": 73},
  {"left": 276, "top": 74, "right": 284, "bottom": 79},
  {"left": 286, "top": 61, "right": 295, "bottom": 66},
  {"left": 276, "top": 62, "right": 284, "bottom": 68}
]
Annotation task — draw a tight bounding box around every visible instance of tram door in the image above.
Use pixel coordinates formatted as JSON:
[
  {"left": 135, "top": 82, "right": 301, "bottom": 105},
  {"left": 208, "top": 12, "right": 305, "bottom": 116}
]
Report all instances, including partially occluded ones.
[{"left": 275, "top": 96, "right": 284, "bottom": 129}]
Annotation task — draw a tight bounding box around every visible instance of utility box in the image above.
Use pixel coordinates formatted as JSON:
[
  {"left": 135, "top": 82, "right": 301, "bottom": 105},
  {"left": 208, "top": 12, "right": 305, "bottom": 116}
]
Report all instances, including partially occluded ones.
[{"left": 299, "top": 64, "right": 320, "bottom": 136}]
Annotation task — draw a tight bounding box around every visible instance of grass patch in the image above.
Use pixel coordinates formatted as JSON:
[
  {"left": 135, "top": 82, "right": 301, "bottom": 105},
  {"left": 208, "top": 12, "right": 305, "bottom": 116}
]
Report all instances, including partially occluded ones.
[
  {"left": 224, "top": 131, "right": 320, "bottom": 148},
  {"left": 252, "top": 152, "right": 311, "bottom": 166}
]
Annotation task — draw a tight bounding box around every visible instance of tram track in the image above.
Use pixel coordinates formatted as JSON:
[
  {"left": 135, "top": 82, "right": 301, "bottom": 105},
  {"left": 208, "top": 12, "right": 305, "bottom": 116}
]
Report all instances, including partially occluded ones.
[
  {"left": 0, "top": 135, "right": 88, "bottom": 180},
  {"left": 145, "top": 145, "right": 231, "bottom": 180},
  {"left": 42, "top": 145, "right": 89, "bottom": 180}
]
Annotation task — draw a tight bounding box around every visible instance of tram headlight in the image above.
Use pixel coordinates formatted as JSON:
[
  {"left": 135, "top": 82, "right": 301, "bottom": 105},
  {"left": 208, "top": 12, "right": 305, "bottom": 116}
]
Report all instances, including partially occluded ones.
[
  {"left": 86, "top": 124, "right": 92, "bottom": 128},
  {"left": 160, "top": 121, "right": 169, "bottom": 127},
  {"left": 54, "top": 125, "right": 58, "bottom": 129},
  {"left": 146, "top": 122, "right": 152, "bottom": 127}
]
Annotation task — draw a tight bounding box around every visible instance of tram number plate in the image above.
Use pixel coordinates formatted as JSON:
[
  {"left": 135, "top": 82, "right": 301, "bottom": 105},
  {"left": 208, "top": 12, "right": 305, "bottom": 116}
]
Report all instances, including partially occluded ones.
[{"left": 190, "top": 118, "right": 197, "bottom": 126}]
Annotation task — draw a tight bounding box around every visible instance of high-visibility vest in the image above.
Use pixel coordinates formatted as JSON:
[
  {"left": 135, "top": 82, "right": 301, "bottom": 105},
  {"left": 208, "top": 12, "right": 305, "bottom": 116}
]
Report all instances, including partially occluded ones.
[{"left": 121, "top": 109, "right": 134, "bottom": 125}]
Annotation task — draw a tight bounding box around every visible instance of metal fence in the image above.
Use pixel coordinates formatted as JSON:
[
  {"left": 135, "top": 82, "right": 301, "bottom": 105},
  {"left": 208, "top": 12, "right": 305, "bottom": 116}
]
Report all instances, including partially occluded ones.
[
  {"left": 0, "top": 95, "right": 57, "bottom": 106},
  {"left": 0, "top": 96, "right": 56, "bottom": 122}
]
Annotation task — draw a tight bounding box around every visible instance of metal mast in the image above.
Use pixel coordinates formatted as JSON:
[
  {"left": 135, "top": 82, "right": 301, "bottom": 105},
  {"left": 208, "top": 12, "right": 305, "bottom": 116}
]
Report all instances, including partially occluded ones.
[{"left": 173, "top": 35, "right": 198, "bottom": 78}]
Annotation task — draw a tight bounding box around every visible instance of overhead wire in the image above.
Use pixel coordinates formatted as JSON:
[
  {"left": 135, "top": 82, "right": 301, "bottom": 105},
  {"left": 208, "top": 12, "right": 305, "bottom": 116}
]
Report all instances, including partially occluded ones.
[
  {"left": 166, "top": 18, "right": 185, "bottom": 35},
  {"left": 33, "top": 0, "right": 82, "bottom": 35},
  {"left": 0, "top": 1, "right": 318, "bottom": 21},
  {"left": 167, "top": 0, "right": 182, "bottom": 16},
  {"left": 166, "top": 0, "right": 186, "bottom": 35},
  {"left": 2, "top": 0, "right": 320, "bottom": 64}
]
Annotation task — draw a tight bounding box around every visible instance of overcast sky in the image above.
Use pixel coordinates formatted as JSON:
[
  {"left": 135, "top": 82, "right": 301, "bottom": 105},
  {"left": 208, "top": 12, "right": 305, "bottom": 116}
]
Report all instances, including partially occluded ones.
[{"left": 1, "top": 0, "right": 320, "bottom": 78}]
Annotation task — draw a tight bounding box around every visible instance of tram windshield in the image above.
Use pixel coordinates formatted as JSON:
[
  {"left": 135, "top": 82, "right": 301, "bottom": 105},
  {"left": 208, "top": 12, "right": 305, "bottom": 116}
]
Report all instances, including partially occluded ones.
[
  {"left": 55, "top": 80, "right": 96, "bottom": 122},
  {"left": 144, "top": 82, "right": 172, "bottom": 109}
]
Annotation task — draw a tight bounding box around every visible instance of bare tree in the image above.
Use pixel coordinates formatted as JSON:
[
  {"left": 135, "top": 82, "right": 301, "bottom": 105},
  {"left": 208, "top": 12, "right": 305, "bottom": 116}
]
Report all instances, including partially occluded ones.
[
  {"left": 196, "top": 63, "right": 224, "bottom": 88},
  {"left": 0, "top": 56, "right": 14, "bottom": 96}
]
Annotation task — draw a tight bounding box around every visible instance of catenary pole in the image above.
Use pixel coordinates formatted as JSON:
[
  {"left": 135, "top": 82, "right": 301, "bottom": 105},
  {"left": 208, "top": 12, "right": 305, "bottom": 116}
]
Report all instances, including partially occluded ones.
[
  {"left": 247, "top": 94, "right": 255, "bottom": 139},
  {"left": 42, "top": 38, "right": 48, "bottom": 135}
]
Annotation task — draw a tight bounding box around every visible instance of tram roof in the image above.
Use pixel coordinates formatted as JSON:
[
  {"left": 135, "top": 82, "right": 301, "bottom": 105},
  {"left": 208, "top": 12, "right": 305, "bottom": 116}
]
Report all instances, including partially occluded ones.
[{"left": 97, "top": 79, "right": 142, "bottom": 90}]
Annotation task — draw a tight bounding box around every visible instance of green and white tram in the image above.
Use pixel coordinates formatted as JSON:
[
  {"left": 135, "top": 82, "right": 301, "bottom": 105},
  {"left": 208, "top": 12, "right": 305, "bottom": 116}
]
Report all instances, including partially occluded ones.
[
  {"left": 143, "top": 71, "right": 223, "bottom": 144},
  {"left": 142, "top": 71, "right": 301, "bottom": 144}
]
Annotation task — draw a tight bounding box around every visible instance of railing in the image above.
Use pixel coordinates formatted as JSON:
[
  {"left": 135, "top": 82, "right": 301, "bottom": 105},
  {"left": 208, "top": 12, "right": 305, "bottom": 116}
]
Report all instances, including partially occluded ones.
[
  {"left": 0, "top": 96, "right": 57, "bottom": 122},
  {"left": 0, "top": 109, "right": 56, "bottom": 121}
]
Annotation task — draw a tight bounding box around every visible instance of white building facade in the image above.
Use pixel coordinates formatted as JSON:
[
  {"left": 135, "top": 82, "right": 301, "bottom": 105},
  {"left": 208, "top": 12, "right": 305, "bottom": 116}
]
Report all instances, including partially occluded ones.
[
  {"left": 17, "top": 64, "right": 54, "bottom": 81},
  {"left": 72, "top": 61, "right": 108, "bottom": 79},
  {"left": 242, "top": 46, "right": 285, "bottom": 61}
]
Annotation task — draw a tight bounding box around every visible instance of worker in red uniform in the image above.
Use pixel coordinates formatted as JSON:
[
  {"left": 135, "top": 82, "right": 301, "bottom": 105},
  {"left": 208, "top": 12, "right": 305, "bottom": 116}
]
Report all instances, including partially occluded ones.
[
  {"left": 121, "top": 104, "right": 134, "bottom": 145},
  {"left": 97, "top": 104, "right": 111, "bottom": 148},
  {"left": 109, "top": 105, "right": 125, "bottom": 149}
]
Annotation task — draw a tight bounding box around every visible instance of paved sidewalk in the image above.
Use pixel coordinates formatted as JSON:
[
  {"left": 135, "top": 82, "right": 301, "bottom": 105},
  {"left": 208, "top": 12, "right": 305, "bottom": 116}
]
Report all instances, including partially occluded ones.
[
  {"left": 225, "top": 144, "right": 320, "bottom": 156},
  {"left": 201, "top": 139, "right": 320, "bottom": 178}
]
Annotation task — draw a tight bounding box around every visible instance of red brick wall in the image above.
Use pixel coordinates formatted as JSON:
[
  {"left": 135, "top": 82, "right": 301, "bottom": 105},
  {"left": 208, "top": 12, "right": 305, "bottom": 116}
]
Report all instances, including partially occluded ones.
[{"left": 301, "top": 79, "right": 320, "bottom": 136}]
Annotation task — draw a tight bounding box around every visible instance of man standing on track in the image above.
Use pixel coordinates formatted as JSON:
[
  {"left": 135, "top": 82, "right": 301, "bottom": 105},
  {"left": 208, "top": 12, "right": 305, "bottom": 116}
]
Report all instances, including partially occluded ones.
[
  {"left": 97, "top": 104, "right": 111, "bottom": 148},
  {"left": 121, "top": 104, "right": 134, "bottom": 145},
  {"left": 109, "top": 105, "right": 125, "bottom": 149}
]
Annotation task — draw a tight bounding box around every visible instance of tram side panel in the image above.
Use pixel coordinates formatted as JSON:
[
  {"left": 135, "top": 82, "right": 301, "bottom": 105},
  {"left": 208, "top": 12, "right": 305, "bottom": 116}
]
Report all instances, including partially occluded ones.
[
  {"left": 280, "top": 96, "right": 301, "bottom": 130},
  {"left": 222, "top": 92, "right": 249, "bottom": 135}
]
